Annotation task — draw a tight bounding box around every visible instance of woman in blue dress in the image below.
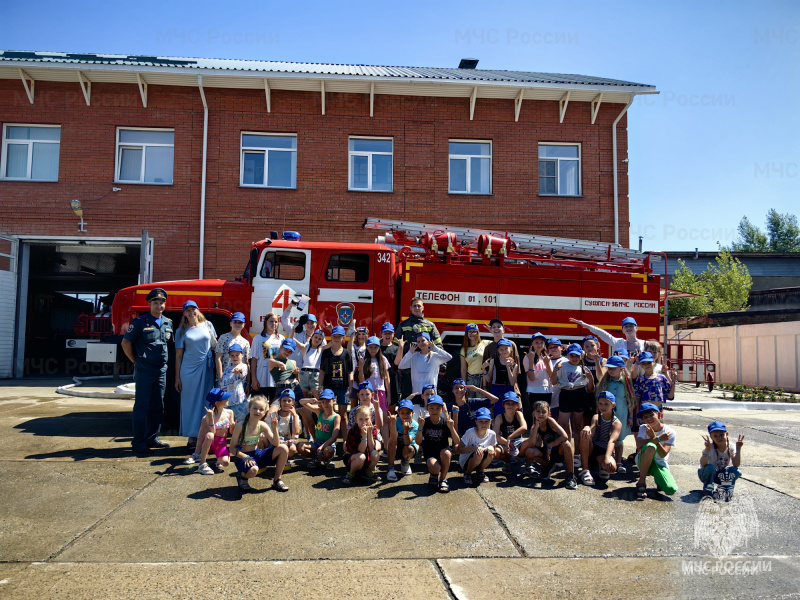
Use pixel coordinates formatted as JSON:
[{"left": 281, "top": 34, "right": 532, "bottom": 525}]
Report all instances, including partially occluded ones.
[{"left": 175, "top": 301, "right": 217, "bottom": 441}]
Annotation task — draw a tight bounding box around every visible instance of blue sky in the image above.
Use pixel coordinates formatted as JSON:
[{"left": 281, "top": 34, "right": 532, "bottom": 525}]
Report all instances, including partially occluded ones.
[{"left": 2, "top": 0, "right": 798, "bottom": 251}]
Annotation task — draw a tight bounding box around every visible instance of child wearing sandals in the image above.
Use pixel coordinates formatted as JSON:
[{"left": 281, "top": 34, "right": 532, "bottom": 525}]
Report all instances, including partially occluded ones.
[
  {"left": 386, "top": 399, "right": 419, "bottom": 481},
  {"left": 298, "top": 389, "right": 341, "bottom": 469},
  {"left": 519, "top": 401, "right": 578, "bottom": 489},
  {"left": 595, "top": 355, "right": 637, "bottom": 473},
  {"left": 342, "top": 405, "right": 380, "bottom": 484},
  {"left": 578, "top": 391, "right": 622, "bottom": 486},
  {"left": 700, "top": 421, "right": 744, "bottom": 501},
  {"left": 417, "top": 395, "right": 461, "bottom": 493},
  {"left": 220, "top": 343, "right": 249, "bottom": 423},
  {"left": 635, "top": 402, "right": 678, "bottom": 499},
  {"left": 451, "top": 378, "right": 499, "bottom": 438},
  {"left": 633, "top": 351, "right": 675, "bottom": 413},
  {"left": 493, "top": 391, "right": 528, "bottom": 474},
  {"left": 229, "top": 396, "right": 290, "bottom": 492},
  {"left": 184, "top": 388, "right": 234, "bottom": 474},
  {"left": 458, "top": 407, "right": 497, "bottom": 486}
]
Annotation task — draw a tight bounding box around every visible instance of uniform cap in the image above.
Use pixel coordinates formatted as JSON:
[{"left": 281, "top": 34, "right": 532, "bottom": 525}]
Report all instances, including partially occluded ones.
[{"left": 146, "top": 288, "right": 167, "bottom": 302}]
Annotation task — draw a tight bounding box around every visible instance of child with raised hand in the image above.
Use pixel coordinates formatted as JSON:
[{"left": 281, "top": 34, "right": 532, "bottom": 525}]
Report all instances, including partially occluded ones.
[
  {"left": 595, "top": 355, "right": 637, "bottom": 473},
  {"left": 228, "top": 395, "right": 290, "bottom": 492},
  {"left": 357, "top": 336, "right": 392, "bottom": 413},
  {"left": 635, "top": 402, "right": 678, "bottom": 499},
  {"left": 551, "top": 343, "right": 594, "bottom": 464},
  {"left": 347, "top": 381, "right": 384, "bottom": 437},
  {"left": 342, "top": 405, "right": 380, "bottom": 484},
  {"left": 397, "top": 331, "right": 453, "bottom": 394},
  {"left": 492, "top": 391, "right": 528, "bottom": 474},
  {"left": 700, "top": 421, "right": 744, "bottom": 500},
  {"left": 519, "top": 401, "right": 578, "bottom": 489},
  {"left": 319, "top": 325, "right": 353, "bottom": 443},
  {"left": 633, "top": 352, "right": 675, "bottom": 413},
  {"left": 386, "top": 399, "right": 419, "bottom": 481},
  {"left": 482, "top": 338, "right": 519, "bottom": 416},
  {"left": 578, "top": 391, "right": 622, "bottom": 486},
  {"left": 270, "top": 389, "right": 302, "bottom": 460},
  {"left": 458, "top": 407, "right": 498, "bottom": 486},
  {"left": 417, "top": 395, "right": 460, "bottom": 492},
  {"left": 221, "top": 343, "right": 250, "bottom": 423},
  {"left": 190, "top": 388, "right": 235, "bottom": 475},
  {"left": 451, "top": 378, "right": 499, "bottom": 438},
  {"left": 269, "top": 338, "right": 301, "bottom": 400},
  {"left": 297, "top": 389, "right": 341, "bottom": 469},
  {"left": 523, "top": 333, "right": 554, "bottom": 422}
]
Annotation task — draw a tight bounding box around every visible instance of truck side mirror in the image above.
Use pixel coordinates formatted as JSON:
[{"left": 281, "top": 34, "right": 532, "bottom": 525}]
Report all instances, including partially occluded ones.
[{"left": 248, "top": 248, "right": 259, "bottom": 284}]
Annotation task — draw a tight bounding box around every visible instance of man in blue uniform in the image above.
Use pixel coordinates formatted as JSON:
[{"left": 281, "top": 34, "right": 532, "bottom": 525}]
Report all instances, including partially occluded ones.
[{"left": 121, "top": 288, "right": 173, "bottom": 454}]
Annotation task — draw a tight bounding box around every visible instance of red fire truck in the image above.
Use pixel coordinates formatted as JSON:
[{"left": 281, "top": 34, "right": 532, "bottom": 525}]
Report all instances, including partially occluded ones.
[{"left": 111, "top": 218, "right": 668, "bottom": 350}]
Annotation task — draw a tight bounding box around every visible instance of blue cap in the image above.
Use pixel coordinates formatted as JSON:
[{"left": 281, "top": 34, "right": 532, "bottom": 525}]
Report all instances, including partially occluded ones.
[
  {"left": 622, "top": 317, "right": 638, "bottom": 327},
  {"left": 366, "top": 336, "right": 381, "bottom": 346},
  {"left": 145, "top": 288, "right": 167, "bottom": 302},
  {"left": 416, "top": 331, "right": 431, "bottom": 341},
  {"left": 475, "top": 407, "right": 493, "bottom": 421},
  {"left": 547, "top": 338, "right": 562, "bottom": 347},
  {"left": 331, "top": 325, "right": 345, "bottom": 336},
  {"left": 319, "top": 389, "right": 335, "bottom": 400},
  {"left": 279, "top": 388, "right": 295, "bottom": 400},
  {"left": 465, "top": 323, "right": 479, "bottom": 331},
  {"left": 530, "top": 332, "right": 547, "bottom": 343},
  {"left": 228, "top": 343, "right": 244, "bottom": 353},
  {"left": 502, "top": 391, "right": 520, "bottom": 404},
  {"left": 182, "top": 300, "right": 198, "bottom": 311},
  {"left": 381, "top": 322, "right": 395, "bottom": 333},
  {"left": 427, "top": 394, "right": 444, "bottom": 406},
  {"left": 206, "top": 387, "right": 232, "bottom": 406},
  {"left": 281, "top": 338, "right": 297, "bottom": 351},
  {"left": 637, "top": 351, "right": 654, "bottom": 363},
  {"left": 397, "top": 399, "right": 414, "bottom": 411},
  {"left": 231, "top": 312, "right": 246, "bottom": 322},
  {"left": 614, "top": 348, "right": 630, "bottom": 358},
  {"left": 497, "top": 338, "right": 513, "bottom": 348},
  {"left": 606, "top": 356, "right": 626, "bottom": 368},
  {"left": 597, "top": 391, "right": 616, "bottom": 404},
  {"left": 708, "top": 421, "right": 727, "bottom": 433},
  {"left": 422, "top": 383, "right": 436, "bottom": 392},
  {"left": 582, "top": 335, "right": 599, "bottom": 344},
  {"left": 638, "top": 402, "right": 660, "bottom": 417},
  {"left": 452, "top": 378, "right": 466, "bottom": 388},
  {"left": 313, "top": 329, "right": 325, "bottom": 337},
  {"left": 358, "top": 381, "right": 373, "bottom": 391},
  {"left": 306, "top": 314, "right": 317, "bottom": 323},
  {"left": 489, "top": 318, "right": 504, "bottom": 327},
  {"left": 567, "top": 343, "right": 583, "bottom": 356}
]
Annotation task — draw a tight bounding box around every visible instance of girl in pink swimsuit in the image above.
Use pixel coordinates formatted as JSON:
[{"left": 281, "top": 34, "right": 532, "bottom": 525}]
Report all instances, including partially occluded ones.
[{"left": 195, "top": 388, "right": 235, "bottom": 475}]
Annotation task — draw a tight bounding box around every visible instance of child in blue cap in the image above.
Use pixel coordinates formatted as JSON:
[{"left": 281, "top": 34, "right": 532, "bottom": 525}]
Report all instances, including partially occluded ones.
[
  {"left": 635, "top": 402, "right": 677, "bottom": 499},
  {"left": 458, "top": 406, "right": 498, "bottom": 486},
  {"left": 700, "top": 421, "right": 744, "bottom": 500},
  {"left": 269, "top": 338, "right": 301, "bottom": 405},
  {"left": 417, "top": 395, "right": 461, "bottom": 492},
  {"left": 319, "top": 325, "right": 353, "bottom": 442},
  {"left": 493, "top": 391, "right": 528, "bottom": 473},
  {"left": 595, "top": 354, "right": 636, "bottom": 472},
  {"left": 577, "top": 391, "right": 621, "bottom": 485},
  {"left": 220, "top": 343, "right": 250, "bottom": 423},
  {"left": 482, "top": 338, "right": 520, "bottom": 417},
  {"left": 386, "top": 399, "right": 419, "bottom": 481},
  {"left": 633, "top": 352, "right": 675, "bottom": 413}
]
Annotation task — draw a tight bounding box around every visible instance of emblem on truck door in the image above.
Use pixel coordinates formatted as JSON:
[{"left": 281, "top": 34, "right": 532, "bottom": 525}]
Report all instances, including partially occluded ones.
[{"left": 336, "top": 303, "right": 355, "bottom": 327}]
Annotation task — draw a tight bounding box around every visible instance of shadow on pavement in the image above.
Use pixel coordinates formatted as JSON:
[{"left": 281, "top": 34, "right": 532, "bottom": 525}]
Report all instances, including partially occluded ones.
[
  {"left": 15, "top": 412, "right": 130, "bottom": 438},
  {"left": 25, "top": 446, "right": 185, "bottom": 462}
]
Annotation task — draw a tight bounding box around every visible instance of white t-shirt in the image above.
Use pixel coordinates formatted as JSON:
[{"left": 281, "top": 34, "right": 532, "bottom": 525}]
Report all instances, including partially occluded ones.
[
  {"left": 458, "top": 427, "right": 498, "bottom": 467},
  {"left": 637, "top": 424, "right": 676, "bottom": 467},
  {"left": 523, "top": 354, "right": 551, "bottom": 393},
  {"left": 707, "top": 445, "right": 736, "bottom": 472},
  {"left": 398, "top": 346, "right": 453, "bottom": 394},
  {"left": 252, "top": 333, "right": 285, "bottom": 387},
  {"left": 301, "top": 345, "right": 323, "bottom": 369},
  {"left": 556, "top": 361, "right": 589, "bottom": 389}
]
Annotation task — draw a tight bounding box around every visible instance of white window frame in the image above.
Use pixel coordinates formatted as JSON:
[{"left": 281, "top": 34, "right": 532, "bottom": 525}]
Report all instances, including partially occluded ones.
[
  {"left": 0, "top": 124, "right": 61, "bottom": 182},
  {"left": 538, "top": 142, "right": 582, "bottom": 197},
  {"left": 239, "top": 132, "right": 297, "bottom": 189},
  {"left": 114, "top": 126, "right": 174, "bottom": 185},
  {"left": 348, "top": 136, "right": 393, "bottom": 192},
  {"left": 448, "top": 139, "right": 492, "bottom": 195}
]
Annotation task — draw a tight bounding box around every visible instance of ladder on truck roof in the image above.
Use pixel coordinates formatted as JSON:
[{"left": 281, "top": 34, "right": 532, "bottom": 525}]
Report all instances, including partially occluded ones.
[{"left": 363, "top": 217, "right": 654, "bottom": 264}]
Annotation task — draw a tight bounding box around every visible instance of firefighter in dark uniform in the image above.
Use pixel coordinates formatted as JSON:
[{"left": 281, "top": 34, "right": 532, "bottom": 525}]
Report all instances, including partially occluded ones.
[{"left": 121, "top": 288, "right": 173, "bottom": 454}]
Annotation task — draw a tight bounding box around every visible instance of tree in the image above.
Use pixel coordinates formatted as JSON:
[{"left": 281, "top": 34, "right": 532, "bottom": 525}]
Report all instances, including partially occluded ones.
[
  {"left": 669, "top": 250, "right": 752, "bottom": 317},
  {"left": 765, "top": 209, "right": 800, "bottom": 252},
  {"left": 730, "top": 216, "right": 768, "bottom": 252}
]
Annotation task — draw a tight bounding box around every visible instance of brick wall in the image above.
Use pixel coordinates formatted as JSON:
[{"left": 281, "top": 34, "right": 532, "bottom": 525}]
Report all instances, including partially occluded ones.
[{"left": 0, "top": 79, "right": 630, "bottom": 282}]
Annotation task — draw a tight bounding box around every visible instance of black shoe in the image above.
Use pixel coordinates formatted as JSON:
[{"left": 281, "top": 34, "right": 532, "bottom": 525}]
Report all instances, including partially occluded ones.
[
  {"left": 131, "top": 444, "right": 153, "bottom": 455},
  {"left": 148, "top": 437, "right": 171, "bottom": 449}
]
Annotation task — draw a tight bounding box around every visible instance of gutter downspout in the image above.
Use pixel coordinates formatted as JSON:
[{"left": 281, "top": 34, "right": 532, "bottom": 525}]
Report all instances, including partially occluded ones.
[
  {"left": 198, "top": 75, "right": 208, "bottom": 279},
  {"left": 612, "top": 94, "right": 635, "bottom": 245}
]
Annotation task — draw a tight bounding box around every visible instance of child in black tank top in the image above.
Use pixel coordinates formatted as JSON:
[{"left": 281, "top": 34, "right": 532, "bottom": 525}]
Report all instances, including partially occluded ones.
[
  {"left": 518, "top": 400, "right": 578, "bottom": 489},
  {"left": 492, "top": 392, "right": 527, "bottom": 472}
]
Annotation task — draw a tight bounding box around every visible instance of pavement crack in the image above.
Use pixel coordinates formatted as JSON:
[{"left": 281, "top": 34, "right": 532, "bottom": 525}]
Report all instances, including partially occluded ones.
[
  {"left": 474, "top": 487, "right": 526, "bottom": 557},
  {"left": 740, "top": 475, "right": 800, "bottom": 500},
  {"left": 432, "top": 559, "right": 459, "bottom": 600}
]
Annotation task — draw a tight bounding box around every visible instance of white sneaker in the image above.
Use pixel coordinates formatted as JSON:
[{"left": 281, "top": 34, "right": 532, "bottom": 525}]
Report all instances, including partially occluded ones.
[
  {"left": 573, "top": 455, "right": 582, "bottom": 467},
  {"left": 197, "top": 463, "right": 214, "bottom": 475},
  {"left": 183, "top": 453, "right": 200, "bottom": 465},
  {"left": 401, "top": 460, "right": 412, "bottom": 476},
  {"left": 386, "top": 468, "right": 398, "bottom": 482}
]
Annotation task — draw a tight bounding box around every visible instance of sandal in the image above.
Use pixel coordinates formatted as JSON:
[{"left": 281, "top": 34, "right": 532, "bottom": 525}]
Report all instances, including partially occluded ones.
[
  {"left": 478, "top": 472, "right": 489, "bottom": 483},
  {"left": 236, "top": 473, "right": 252, "bottom": 491},
  {"left": 428, "top": 474, "right": 438, "bottom": 487},
  {"left": 439, "top": 479, "right": 450, "bottom": 493},
  {"left": 324, "top": 460, "right": 336, "bottom": 470},
  {"left": 636, "top": 483, "right": 647, "bottom": 499},
  {"left": 579, "top": 469, "right": 595, "bottom": 486},
  {"left": 272, "top": 478, "right": 289, "bottom": 492}
]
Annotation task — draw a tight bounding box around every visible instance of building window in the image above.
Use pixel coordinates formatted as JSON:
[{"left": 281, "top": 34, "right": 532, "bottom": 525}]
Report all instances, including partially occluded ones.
[
  {"left": 449, "top": 140, "right": 491, "bottom": 194},
  {"left": 115, "top": 128, "right": 174, "bottom": 184},
  {"left": 1, "top": 125, "right": 60, "bottom": 181},
  {"left": 260, "top": 251, "right": 306, "bottom": 280},
  {"left": 325, "top": 253, "right": 370, "bottom": 282},
  {"left": 538, "top": 144, "right": 581, "bottom": 196},
  {"left": 241, "top": 133, "right": 297, "bottom": 188},
  {"left": 349, "top": 137, "right": 392, "bottom": 192}
]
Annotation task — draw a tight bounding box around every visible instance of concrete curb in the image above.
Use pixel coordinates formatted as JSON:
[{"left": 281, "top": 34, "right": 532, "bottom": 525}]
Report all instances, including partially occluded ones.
[
  {"left": 668, "top": 399, "right": 800, "bottom": 411},
  {"left": 56, "top": 375, "right": 135, "bottom": 399}
]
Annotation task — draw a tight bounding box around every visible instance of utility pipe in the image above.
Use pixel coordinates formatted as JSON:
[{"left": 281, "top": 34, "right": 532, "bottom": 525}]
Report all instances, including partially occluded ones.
[
  {"left": 198, "top": 75, "right": 208, "bottom": 279},
  {"left": 612, "top": 95, "right": 634, "bottom": 245}
]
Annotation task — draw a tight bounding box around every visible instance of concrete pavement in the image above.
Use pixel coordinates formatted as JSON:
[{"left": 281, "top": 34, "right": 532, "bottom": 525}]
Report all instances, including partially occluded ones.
[{"left": 1, "top": 380, "right": 799, "bottom": 599}]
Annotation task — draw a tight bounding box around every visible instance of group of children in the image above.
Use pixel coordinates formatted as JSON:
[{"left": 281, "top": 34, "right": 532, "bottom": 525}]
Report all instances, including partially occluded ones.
[{"left": 180, "top": 310, "right": 744, "bottom": 501}]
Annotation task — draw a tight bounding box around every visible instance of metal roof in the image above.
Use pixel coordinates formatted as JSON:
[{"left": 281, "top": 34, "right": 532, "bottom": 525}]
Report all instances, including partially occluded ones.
[{"left": 664, "top": 251, "right": 800, "bottom": 277}]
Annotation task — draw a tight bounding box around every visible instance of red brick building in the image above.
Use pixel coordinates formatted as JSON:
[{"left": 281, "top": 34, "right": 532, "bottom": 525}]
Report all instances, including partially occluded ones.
[{"left": 0, "top": 51, "right": 656, "bottom": 377}]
